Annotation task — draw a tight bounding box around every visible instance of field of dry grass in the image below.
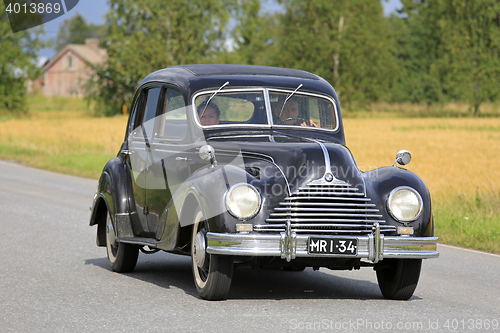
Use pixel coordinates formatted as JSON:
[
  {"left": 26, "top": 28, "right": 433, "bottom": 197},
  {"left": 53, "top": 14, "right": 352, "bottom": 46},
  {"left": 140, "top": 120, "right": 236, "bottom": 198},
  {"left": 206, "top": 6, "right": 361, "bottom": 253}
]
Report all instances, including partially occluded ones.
[
  {"left": 344, "top": 117, "right": 500, "bottom": 200},
  {"left": 0, "top": 97, "right": 127, "bottom": 178},
  {"left": 1, "top": 97, "right": 499, "bottom": 252},
  {"left": 345, "top": 117, "right": 500, "bottom": 253}
]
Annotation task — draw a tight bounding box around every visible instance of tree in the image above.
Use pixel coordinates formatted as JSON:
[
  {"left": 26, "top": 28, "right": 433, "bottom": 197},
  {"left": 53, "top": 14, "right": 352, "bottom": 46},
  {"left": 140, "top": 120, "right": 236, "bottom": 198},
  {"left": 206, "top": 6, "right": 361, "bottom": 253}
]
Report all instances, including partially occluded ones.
[
  {"left": 274, "top": 0, "right": 397, "bottom": 106},
  {"left": 388, "top": 7, "right": 443, "bottom": 104},
  {"left": 87, "top": 0, "right": 234, "bottom": 116},
  {"left": 435, "top": 0, "right": 500, "bottom": 116},
  {"left": 0, "top": 2, "right": 43, "bottom": 114},
  {"left": 397, "top": 0, "right": 500, "bottom": 116},
  {"left": 230, "top": 0, "right": 280, "bottom": 66},
  {"left": 52, "top": 13, "right": 104, "bottom": 52}
]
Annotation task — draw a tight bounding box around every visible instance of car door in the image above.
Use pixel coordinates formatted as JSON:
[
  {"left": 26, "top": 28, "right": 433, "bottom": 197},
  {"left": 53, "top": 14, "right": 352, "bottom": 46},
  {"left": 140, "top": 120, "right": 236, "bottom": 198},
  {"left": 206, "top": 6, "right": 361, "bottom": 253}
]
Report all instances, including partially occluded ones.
[
  {"left": 146, "top": 86, "right": 201, "bottom": 240},
  {"left": 127, "top": 85, "right": 162, "bottom": 238}
]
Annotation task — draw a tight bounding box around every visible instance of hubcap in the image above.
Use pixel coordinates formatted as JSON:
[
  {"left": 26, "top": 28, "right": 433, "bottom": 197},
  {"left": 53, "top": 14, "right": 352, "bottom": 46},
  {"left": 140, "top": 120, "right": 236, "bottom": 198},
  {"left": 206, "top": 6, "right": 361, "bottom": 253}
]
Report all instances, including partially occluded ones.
[
  {"left": 106, "top": 216, "right": 117, "bottom": 247},
  {"left": 106, "top": 214, "right": 118, "bottom": 261},
  {"left": 193, "top": 231, "right": 206, "bottom": 268}
]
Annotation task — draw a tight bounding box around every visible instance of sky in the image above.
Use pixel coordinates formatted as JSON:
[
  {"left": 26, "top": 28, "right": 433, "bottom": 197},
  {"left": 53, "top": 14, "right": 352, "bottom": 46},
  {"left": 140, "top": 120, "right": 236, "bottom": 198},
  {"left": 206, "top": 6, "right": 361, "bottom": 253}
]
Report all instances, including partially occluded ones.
[{"left": 35, "top": 0, "right": 403, "bottom": 60}]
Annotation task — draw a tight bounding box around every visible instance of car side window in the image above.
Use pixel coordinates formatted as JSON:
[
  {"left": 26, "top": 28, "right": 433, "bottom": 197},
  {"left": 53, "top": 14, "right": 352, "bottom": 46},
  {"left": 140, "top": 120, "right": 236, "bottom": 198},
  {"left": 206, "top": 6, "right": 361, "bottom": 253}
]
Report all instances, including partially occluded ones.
[
  {"left": 157, "top": 88, "right": 187, "bottom": 140},
  {"left": 129, "top": 91, "right": 145, "bottom": 136},
  {"left": 131, "top": 87, "right": 161, "bottom": 140}
]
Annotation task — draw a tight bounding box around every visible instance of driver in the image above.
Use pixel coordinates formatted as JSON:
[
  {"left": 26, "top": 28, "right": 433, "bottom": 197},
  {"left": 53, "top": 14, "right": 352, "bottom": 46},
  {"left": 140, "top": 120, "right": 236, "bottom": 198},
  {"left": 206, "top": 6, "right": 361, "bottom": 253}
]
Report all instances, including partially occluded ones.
[
  {"left": 197, "top": 101, "right": 220, "bottom": 126},
  {"left": 274, "top": 99, "right": 317, "bottom": 127}
]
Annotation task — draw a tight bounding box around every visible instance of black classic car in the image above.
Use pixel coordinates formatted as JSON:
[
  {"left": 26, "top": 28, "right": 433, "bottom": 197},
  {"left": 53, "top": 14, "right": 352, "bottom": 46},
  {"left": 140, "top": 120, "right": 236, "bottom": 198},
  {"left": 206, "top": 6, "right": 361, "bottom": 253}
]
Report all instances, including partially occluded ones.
[{"left": 89, "top": 64, "right": 438, "bottom": 301}]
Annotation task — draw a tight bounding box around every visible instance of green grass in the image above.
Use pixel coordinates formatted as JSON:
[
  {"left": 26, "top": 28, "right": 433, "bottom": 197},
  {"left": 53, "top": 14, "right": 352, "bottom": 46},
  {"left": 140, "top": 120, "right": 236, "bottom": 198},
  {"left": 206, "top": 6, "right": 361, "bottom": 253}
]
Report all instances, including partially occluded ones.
[
  {"left": 27, "top": 94, "right": 91, "bottom": 113},
  {"left": 0, "top": 142, "right": 114, "bottom": 179},
  {"left": 435, "top": 189, "right": 500, "bottom": 254},
  {"left": 0, "top": 95, "right": 122, "bottom": 179}
]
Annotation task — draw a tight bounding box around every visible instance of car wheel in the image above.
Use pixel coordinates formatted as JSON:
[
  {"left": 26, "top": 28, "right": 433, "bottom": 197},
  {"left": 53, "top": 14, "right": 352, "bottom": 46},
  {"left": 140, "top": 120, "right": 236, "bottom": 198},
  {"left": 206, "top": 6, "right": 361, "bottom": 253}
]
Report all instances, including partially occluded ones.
[
  {"left": 283, "top": 266, "right": 306, "bottom": 272},
  {"left": 191, "top": 209, "right": 233, "bottom": 301},
  {"left": 376, "top": 259, "right": 422, "bottom": 300},
  {"left": 106, "top": 211, "right": 139, "bottom": 273}
]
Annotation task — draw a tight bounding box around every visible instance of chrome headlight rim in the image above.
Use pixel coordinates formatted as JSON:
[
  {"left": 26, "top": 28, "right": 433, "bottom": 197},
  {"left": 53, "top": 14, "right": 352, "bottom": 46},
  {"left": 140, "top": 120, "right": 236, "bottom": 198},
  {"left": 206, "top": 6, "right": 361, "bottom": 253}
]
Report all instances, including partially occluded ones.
[
  {"left": 225, "top": 183, "right": 262, "bottom": 220},
  {"left": 387, "top": 186, "right": 424, "bottom": 223}
]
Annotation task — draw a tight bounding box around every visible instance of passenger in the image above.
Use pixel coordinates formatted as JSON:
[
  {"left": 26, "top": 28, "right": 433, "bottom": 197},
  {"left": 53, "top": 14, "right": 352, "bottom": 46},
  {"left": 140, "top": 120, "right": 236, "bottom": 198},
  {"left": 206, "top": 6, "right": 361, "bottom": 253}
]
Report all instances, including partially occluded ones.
[{"left": 197, "top": 101, "right": 220, "bottom": 126}]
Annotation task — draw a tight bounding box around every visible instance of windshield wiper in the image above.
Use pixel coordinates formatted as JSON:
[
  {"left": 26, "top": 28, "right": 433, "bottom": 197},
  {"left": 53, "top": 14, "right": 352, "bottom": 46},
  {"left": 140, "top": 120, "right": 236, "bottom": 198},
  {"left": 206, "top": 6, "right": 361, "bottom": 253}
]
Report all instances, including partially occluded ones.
[
  {"left": 278, "top": 83, "right": 303, "bottom": 118},
  {"left": 200, "top": 81, "right": 229, "bottom": 117}
]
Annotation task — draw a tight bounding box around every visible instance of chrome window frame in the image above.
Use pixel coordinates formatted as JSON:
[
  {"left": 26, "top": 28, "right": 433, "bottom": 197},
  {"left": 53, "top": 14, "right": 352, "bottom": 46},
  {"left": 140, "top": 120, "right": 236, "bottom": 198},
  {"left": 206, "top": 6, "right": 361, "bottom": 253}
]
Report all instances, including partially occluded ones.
[{"left": 191, "top": 87, "right": 340, "bottom": 132}]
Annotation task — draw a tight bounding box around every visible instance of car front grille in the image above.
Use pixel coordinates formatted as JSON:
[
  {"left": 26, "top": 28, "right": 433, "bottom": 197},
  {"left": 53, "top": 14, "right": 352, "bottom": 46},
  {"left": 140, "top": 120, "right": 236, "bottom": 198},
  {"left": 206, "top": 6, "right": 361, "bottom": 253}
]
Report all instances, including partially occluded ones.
[{"left": 254, "top": 182, "right": 396, "bottom": 235}]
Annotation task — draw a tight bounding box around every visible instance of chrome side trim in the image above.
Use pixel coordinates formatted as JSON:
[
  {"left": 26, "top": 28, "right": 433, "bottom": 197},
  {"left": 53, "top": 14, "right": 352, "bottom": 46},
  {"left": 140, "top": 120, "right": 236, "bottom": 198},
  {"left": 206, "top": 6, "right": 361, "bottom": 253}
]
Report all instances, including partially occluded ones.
[{"left": 206, "top": 231, "right": 439, "bottom": 262}]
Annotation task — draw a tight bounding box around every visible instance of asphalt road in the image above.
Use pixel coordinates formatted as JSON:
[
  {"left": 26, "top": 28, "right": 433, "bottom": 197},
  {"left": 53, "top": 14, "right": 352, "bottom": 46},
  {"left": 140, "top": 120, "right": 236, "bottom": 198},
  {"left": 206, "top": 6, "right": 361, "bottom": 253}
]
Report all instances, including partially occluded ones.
[{"left": 1, "top": 159, "right": 499, "bottom": 333}]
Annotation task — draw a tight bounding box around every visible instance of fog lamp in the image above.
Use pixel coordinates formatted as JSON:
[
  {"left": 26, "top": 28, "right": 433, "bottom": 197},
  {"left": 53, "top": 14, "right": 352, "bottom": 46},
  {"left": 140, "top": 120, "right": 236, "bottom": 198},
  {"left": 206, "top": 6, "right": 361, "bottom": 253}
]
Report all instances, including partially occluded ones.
[{"left": 236, "top": 224, "right": 253, "bottom": 233}]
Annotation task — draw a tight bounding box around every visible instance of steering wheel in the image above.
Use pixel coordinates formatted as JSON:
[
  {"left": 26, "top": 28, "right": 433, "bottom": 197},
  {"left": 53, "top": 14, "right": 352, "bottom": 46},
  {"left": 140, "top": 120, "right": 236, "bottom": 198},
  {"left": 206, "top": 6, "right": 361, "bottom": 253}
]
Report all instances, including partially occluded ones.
[{"left": 275, "top": 117, "right": 306, "bottom": 125}]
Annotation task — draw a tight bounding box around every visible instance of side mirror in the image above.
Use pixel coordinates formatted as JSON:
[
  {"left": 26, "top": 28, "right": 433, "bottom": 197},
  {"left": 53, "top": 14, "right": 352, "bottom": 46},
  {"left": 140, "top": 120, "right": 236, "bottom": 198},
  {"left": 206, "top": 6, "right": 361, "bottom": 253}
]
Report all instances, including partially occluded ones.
[
  {"left": 394, "top": 150, "right": 411, "bottom": 167},
  {"left": 199, "top": 145, "right": 217, "bottom": 167}
]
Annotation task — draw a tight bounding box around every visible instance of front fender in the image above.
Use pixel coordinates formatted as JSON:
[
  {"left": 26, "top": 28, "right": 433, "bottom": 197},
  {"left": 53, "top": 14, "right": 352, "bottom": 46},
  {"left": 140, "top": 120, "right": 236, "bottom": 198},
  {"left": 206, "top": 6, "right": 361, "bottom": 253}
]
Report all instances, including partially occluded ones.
[{"left": 363, "top": 166, "right": 432, "bottom": 237}]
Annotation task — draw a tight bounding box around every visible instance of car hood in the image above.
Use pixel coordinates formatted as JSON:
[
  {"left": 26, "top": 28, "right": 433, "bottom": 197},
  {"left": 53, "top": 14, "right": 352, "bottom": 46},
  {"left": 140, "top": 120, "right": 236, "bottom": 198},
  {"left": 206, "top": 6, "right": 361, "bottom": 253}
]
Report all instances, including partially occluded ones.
[{"left": 207, "top": 133, "right": 365, "bottom": 192}]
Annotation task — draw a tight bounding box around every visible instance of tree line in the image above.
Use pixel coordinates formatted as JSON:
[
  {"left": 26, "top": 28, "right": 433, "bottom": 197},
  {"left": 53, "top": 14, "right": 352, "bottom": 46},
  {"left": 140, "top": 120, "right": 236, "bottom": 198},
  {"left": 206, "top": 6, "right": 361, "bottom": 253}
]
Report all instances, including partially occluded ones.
[{"left": 1, "top": 0, "right": 499, "bottom": 116}]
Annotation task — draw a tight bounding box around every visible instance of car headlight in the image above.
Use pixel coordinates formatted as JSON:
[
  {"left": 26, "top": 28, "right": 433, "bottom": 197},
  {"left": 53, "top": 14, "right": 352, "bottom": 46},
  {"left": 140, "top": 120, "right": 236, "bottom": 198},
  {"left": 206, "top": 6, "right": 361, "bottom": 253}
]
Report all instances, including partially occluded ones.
[
  {"left": 225, "top": 183, "right": 261, "bottom": 220},
  {"left": 387, "top": 186, "right": 423, "bottom": 222}
]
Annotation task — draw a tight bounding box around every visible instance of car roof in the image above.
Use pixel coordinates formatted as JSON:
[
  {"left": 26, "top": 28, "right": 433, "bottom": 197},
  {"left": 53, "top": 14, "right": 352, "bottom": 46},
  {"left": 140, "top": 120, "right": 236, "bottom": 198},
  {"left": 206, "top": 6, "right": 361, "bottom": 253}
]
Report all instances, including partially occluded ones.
[
  {"left": 173, "top": 64, "right": 320, "bottom": 80},
  {"left": 140, "top": 64, "right": 337, "bottom": 99}
]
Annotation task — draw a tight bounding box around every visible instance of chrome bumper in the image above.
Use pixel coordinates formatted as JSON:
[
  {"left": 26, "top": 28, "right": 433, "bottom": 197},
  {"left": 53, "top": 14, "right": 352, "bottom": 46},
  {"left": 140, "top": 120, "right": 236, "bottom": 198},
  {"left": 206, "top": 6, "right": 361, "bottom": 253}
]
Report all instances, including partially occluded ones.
[{"left": 206, "top": 223, "right": 439, "bottom": 263}]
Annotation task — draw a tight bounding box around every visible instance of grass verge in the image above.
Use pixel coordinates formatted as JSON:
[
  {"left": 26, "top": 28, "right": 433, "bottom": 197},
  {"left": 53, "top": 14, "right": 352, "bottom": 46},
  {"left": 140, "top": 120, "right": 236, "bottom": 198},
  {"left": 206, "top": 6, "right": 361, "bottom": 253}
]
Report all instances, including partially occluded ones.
[{"left": 435, "top": 189, "right": 500, "bottom": 254}]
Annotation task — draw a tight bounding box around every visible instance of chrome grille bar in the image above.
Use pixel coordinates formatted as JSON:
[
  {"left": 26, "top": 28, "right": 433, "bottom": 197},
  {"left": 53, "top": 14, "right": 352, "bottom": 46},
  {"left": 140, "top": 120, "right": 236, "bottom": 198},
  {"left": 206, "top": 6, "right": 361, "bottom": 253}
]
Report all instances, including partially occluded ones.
[
  {"left": 266, "top": 218, "right": 386, "bottom": 223},
  {"left": 273, "top": 207, "right": 380, "bottom": 212},
  {"left": 268, "top": 213, "right": 383, "bottom": 218},
  {"left": 284, "top": 196, "right": 372, "bottom": 202},
  {"left": 279, "top": 202, "right": 376, "bottom": 207}
]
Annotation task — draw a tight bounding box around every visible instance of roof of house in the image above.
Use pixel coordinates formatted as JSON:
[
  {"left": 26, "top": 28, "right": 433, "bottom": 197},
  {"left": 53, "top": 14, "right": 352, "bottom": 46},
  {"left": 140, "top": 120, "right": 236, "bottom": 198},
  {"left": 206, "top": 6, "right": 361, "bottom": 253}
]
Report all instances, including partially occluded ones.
[{"left": 43, "top": 39, "right": 107, "bottom": 72}]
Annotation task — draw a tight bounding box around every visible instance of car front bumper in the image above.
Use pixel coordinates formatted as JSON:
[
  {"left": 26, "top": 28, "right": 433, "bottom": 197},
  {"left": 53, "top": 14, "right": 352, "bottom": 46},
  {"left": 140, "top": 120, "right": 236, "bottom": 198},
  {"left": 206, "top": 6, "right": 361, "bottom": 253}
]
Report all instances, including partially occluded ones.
[{"left": 206, "top": 223, "right": 439, "bottom": 263}]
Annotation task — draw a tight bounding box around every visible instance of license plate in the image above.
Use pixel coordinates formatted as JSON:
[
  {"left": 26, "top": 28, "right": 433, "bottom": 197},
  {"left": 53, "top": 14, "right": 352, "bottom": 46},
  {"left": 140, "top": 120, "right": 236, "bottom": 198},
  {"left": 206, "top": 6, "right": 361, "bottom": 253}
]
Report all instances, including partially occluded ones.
[{"left": 308, "top": 237, "right": 358, "bottom": 255}]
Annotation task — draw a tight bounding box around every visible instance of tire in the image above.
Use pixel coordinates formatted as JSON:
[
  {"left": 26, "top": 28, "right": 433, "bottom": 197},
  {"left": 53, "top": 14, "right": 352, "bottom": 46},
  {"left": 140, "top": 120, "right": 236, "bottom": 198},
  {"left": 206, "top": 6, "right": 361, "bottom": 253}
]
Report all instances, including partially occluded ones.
[
  {"left": 376, "top": 259, "right": 422, "bottom": 300},
  {"left": 191, "top": 209, "right": 233, "bottom": 301},
  {"left": 106, "top": 211, "right": 139, "bottom": 273},
  {"left": 283, "top": 266, "right": 306, "bottom": 272}
]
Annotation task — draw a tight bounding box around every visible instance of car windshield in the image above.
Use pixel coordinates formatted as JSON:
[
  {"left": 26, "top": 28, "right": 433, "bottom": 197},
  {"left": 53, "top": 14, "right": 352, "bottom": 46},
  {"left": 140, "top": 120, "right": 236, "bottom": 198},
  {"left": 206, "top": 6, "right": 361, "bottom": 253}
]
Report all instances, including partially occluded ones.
[{"left": 193, "top": 88, "right": 338, "bottom": 130}]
